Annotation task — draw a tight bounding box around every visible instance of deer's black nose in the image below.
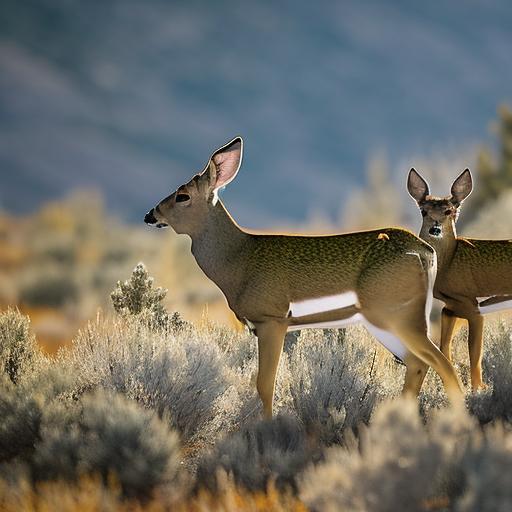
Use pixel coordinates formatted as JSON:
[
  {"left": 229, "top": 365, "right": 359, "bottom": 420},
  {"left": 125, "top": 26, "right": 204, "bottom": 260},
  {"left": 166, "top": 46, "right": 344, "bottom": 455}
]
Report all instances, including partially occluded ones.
[{"left": 144, "top": 209, "right": 156, "bottom": 224}]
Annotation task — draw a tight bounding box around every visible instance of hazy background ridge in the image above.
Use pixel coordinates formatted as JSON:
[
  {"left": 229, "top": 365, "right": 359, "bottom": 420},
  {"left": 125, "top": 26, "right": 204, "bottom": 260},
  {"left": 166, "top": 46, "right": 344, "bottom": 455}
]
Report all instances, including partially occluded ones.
[{"left": 1, "top": 0, "right": 512, "bottom": 226}]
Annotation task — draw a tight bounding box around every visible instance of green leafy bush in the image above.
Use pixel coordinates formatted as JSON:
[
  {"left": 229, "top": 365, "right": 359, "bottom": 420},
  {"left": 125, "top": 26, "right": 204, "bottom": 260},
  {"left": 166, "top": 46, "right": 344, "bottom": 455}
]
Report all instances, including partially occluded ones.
[
  {"left": 111, "top": 262, "right": 170, "bottom": 328},
  {"left": 110, "top": 262, "right": 189, "bottom": 331}
]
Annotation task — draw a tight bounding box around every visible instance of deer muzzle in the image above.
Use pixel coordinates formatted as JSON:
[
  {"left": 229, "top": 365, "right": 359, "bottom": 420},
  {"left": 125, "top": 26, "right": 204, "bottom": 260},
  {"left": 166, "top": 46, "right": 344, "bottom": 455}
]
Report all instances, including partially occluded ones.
[
  {"left": 144, "top": 209, "right": 157, "bottom": 225},
  {"left": 429, "top": 223, "right": 442, "bottom": 237}
]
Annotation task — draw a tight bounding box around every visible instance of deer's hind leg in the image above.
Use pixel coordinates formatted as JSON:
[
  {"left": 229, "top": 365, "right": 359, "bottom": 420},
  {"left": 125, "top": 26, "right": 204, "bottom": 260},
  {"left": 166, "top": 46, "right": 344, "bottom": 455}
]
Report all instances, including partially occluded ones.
[
  {"left": 390, "top": 293, "right": 463, "bottom": 403},
  {"left": 360, "top": 253, "right": 463, "bottom": 402},
  {"left": 400, "top": 327, "right": 463, "bottom": 403}
]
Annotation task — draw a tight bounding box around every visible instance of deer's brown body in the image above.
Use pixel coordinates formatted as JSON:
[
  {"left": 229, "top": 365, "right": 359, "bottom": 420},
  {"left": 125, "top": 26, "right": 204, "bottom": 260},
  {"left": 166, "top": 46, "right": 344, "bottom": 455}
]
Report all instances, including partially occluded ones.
[
  {"left": 408, "top": 169, "right": 512, "bottom": 390},
  {"left": 435, "top": 238, "right": 512, "bottom": 302},
  {"left": 145, "top": 137, "right": 463, "bottom": 416},
  {"left": 193, "top": 210, "right": 432, "bottom": 328}
]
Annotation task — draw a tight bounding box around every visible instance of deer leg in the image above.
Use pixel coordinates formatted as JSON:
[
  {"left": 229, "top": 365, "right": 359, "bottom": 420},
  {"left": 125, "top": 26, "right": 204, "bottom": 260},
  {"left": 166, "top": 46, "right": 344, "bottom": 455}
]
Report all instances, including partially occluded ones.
[
  {"left": 394, "top": 326, "right": 464, "bottom": 403},
  {"left": 255, "top": 321, "right": 287, "bottom": 418},
  {"left": 467, "top": 314, "right": 486, "bottom": 391},
  {"left": 403, "top": 354, "right": 428, "bottom": 397},
  {"left": 414, "top": 339, "right": 463, "bottom": 403},
  {"left": 440, "top": 307, "right": 458, "bottom": 362}
]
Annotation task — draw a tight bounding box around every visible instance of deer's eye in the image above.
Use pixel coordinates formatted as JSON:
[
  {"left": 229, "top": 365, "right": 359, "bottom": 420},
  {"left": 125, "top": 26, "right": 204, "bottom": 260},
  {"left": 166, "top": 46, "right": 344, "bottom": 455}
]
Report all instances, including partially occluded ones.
[
  {"left": 444, "top": 209, "right": 452, "bottom": 216},
  {"left": 421, "top": 210, "right": 427, "bottom": 217},
  {"left": 176, "top": 193, "right": 190, "bottom": 203}
]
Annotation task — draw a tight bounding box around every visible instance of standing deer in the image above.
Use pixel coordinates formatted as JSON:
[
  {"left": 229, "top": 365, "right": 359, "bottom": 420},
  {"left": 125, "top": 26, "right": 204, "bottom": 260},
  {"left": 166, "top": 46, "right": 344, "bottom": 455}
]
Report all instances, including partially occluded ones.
[
  {"left": 145, "top": 137, "right": 463, "bottom": 417},
  {"left": 408, "top": 168, "right": 512, "bottom": 390}
]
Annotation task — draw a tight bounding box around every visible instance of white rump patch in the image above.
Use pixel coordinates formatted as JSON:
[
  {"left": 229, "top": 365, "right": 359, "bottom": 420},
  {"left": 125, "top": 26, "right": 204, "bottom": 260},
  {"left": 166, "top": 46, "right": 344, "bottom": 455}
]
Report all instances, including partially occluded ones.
[
  {"left": 478, "top": 298, "right": 512, "bottom": 315},
  {"left": 289, "top": 291, "right": 358, "bottom": 318},
  {"left": 364, "top": 321, "right": 407, "bottom": 360},
  {"left": 287, "top": 312, "right": 363, "bottom": 332}
]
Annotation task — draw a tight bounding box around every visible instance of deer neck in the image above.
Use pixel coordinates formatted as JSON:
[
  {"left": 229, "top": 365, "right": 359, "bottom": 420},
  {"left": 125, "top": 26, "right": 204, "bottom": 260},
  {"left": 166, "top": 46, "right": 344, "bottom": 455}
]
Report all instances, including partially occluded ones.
[
  {"left": 420, "top": 219, "right": 458, "bottom": 271},
  {"left": 190, "top": 200, "right": 249, "bottom": 292}
]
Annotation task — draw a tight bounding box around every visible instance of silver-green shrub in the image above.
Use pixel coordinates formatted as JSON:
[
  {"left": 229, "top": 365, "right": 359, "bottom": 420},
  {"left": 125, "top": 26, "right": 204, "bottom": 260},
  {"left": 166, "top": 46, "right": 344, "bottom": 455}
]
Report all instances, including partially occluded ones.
[
  {"left": 0, "top": 376, "right": 43, "bottom": 463},
  {"left": 58, "top": 315, "right": 250, "bottom": 447},
  {"left": 286, "top": 327, "right": 401, "bottom": 443},
  {"left": 469, "top": 321, "right": 512, "bottom": 423},
  {"left": 0, "top": 308, "right": 40, "bottom": 383},
  {"left": 455, "top": 422, "right": 512, "bottom": 512},
  {"left": 32, "top": 389, "right": 181, "bottom": 498},
  {"left": 196, "top": 414, "right": 320, "bottom": 493},
  {"left": 301, "top": 396, "right": 512, "bottom": 512},
  {"left": 300, "top": 399, "right": 446, "bottom": 511}
]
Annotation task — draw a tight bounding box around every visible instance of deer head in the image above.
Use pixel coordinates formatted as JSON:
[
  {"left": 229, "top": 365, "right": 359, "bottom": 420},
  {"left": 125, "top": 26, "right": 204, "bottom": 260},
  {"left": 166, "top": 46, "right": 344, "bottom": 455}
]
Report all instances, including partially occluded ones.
[
  {"left": 407, "top": 168, "right": 473, "bottom": 238},
  {"left": 144, "top": 137, "right": 243, "bottom": 235}
]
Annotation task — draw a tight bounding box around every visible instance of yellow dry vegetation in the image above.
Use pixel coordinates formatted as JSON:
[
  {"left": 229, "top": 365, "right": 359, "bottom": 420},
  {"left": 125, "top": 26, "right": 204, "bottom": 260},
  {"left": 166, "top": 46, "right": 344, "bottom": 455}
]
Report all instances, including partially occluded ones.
[{"left": 0, "top": 476, "right": 307, "bottom": 512}]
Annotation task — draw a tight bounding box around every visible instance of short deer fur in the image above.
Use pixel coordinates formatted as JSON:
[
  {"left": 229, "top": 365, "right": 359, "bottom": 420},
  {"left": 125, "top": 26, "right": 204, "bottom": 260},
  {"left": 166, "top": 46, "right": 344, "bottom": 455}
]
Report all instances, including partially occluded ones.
[
  {"left": 145, "top": 137, "right": 463, "bottom": 416},
  {"left": 408, "top": 168, "right": 512, "bottom": 390}
]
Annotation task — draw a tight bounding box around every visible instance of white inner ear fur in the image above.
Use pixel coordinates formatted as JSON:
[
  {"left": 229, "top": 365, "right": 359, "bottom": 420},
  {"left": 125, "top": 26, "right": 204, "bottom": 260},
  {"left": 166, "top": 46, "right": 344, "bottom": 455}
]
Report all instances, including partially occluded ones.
[
  {"left": 289, "top": 291, "right": 358, "bottom": 317},
  {"left": 211, "top": 141, "right": 242, "bottom": 192}
]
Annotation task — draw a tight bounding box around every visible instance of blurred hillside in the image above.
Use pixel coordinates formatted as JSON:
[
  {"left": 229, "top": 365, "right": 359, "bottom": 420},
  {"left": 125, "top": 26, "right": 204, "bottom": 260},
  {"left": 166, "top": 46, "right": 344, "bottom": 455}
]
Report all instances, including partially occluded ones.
[
  {"left": 0, "top": 192, "right": 233, "bottom": 352},
  {"left": 1, "top": 0, "right": 512, "bottom": 227},
  {"left": 2, "top": 106, "right": 512, "bottom": 352}
]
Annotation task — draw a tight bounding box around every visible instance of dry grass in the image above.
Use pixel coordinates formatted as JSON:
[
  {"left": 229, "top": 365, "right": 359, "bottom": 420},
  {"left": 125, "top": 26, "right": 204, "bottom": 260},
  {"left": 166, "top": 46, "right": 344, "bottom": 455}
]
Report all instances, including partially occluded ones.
[{"left": 0, "top": 475, "right": 307, "bottom": 512}]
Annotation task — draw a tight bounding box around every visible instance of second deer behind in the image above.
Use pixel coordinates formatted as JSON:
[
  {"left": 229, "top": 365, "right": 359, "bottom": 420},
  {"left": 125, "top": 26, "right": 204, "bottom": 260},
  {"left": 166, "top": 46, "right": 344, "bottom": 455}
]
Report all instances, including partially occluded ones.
[{"left": 408, "top": 168, "right": 512, "bottom": 390}]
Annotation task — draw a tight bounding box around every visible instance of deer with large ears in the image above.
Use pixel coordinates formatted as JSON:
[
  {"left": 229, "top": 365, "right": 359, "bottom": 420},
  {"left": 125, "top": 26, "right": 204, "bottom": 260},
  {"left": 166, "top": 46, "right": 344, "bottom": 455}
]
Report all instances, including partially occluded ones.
[
  {"left": 408, "top": 168, "right": 512, "bottom": 390},
  {"left": 145, "top": 137, "right": 463, "bottom": 417}
]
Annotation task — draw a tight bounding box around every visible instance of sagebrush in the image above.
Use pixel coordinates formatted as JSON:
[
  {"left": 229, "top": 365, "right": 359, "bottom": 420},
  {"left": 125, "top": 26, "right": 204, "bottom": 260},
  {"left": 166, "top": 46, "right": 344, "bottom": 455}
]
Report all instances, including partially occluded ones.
[{"left": 1, "top": 265, "right": 512, "bottom": 509}]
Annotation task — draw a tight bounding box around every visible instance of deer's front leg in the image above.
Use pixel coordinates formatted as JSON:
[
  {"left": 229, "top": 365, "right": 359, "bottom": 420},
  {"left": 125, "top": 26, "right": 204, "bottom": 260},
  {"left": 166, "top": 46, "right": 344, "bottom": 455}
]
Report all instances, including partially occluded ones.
[
  {"left": 255, "top": 321, "right": 287, "bottom": 418},
  {"left": 467, "top": 313, "right": 486, "bottom": 391},
  {"left": 440, "top": 307, "right": 458, "bottom": 362}
]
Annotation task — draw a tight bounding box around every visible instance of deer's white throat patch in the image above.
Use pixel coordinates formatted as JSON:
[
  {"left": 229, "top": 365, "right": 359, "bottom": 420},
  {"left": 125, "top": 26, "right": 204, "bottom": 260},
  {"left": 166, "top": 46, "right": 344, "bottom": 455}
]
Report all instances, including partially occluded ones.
[{"left": 288, "top": 291, "right": 358, "bottom": 318}]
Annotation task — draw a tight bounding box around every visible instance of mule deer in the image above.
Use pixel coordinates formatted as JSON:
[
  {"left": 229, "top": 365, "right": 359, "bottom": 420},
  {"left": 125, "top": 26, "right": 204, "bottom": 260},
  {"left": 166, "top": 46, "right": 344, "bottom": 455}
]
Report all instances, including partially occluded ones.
[
  {"left": 145, "top": 137, "right": 462, "bottom": 416},
  {"left": 408, "top": 168, "right": 512, "bottom": 390}
]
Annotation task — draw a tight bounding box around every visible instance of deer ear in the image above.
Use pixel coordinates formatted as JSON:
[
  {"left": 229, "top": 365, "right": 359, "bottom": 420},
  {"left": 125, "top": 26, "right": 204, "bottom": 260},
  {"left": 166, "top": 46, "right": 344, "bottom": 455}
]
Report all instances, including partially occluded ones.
[
  {"left": 450, "top": 168, "right": 472, "bottom": 205},
  {"left": 407, "top": 168, "right": 430, "bottom": 203},
  {"left": 206, "top": 137, "right": 243, "bottom": 195}
]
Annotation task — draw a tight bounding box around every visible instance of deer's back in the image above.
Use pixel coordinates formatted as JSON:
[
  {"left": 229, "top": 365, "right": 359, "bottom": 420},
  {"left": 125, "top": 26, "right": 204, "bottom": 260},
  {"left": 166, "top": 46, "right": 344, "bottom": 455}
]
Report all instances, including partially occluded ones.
[{"left": 244, "top": 227, "right": 432, "bottom": 294}]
